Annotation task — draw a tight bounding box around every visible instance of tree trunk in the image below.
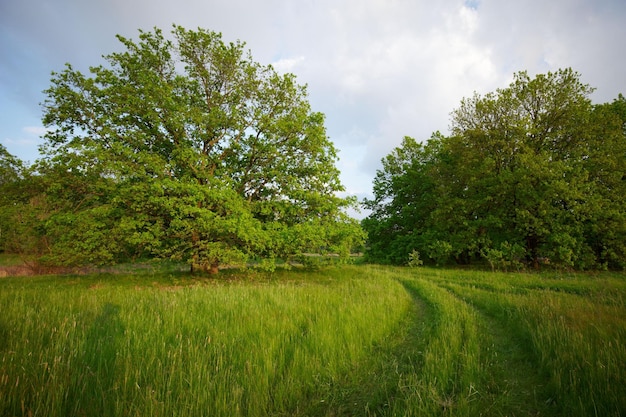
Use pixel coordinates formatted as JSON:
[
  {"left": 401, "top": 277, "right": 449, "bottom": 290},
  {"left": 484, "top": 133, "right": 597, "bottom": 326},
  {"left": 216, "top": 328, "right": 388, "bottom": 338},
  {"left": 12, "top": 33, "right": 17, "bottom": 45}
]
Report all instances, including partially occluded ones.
[{"left": 526, "top": 234, "right": 540, "bottom": 270}]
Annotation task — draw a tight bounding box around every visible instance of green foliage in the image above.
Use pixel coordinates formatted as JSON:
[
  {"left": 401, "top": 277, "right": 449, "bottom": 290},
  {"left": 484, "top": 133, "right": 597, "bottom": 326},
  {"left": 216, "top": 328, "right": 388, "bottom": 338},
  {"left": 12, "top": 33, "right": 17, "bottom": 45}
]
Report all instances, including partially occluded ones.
[
  {"left": 362, "top": 134, "right": 441, "bottom": 265},
  {"left": 364, "top": 69, "right": 626, "bottom": 269},
  {"left": 481, "top": 241, "right": 525, "bottom": 272},
  {"left": 0, "top": 144, "right": 22, "bottom": 187},
  {"left": 5, "top": 26, "right": 363, "bottom": 271},
  {"left": 407, "top": 249, "right": 423, "bottom": 267},
  {"left": 0, "top": 145, "right": 25, "bottom": 253},
  {"left": 427, "top": 240, "right": 453, "bottom": 266}
]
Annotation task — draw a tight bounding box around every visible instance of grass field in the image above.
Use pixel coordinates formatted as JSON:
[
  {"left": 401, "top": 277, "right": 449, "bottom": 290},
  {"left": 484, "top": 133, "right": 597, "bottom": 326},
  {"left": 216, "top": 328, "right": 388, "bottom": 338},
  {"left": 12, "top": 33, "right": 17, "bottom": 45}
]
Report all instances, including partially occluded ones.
[{"left": 0, "top": 262, "right": 624, "bottom": 416}]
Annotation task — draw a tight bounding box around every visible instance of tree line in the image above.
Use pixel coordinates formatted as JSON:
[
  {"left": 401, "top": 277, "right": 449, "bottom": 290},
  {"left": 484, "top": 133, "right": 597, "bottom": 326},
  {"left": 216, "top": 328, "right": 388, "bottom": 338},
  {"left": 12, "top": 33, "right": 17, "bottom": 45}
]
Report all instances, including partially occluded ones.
[
  {"left": 363, "top": 69, "right": 625, "bottom": 270},
  {"left": 0, "top": 26, "right": 624, "bottom": 272}
]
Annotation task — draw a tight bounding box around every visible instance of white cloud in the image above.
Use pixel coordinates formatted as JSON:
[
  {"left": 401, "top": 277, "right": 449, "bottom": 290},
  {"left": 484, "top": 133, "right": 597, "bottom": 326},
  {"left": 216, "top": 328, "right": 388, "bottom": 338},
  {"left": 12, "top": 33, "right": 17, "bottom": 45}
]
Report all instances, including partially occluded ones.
[
  {"left": 23, "top": 126, "right": 49, "bottom": 136},
  {"left": 272, "top": 56, "right": 306, "bottom": 74}
]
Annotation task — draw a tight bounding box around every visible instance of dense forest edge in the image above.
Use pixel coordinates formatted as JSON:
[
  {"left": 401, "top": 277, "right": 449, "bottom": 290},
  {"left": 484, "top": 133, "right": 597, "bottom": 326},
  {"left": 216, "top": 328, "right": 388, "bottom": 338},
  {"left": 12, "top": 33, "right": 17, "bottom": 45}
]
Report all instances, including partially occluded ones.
[
  {"left": 362, "top": 70, "right": 625, "bottom": 271},
  {"left": 0, "top": 25, "right": 624, "bottom": 273}
]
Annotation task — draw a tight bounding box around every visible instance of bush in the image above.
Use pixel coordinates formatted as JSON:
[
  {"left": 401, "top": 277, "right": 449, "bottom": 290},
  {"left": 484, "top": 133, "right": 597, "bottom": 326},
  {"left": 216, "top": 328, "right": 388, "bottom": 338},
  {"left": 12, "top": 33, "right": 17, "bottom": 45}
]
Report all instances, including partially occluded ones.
[{"left": 407, "top": 249, "right": 424, "bottom": 267}]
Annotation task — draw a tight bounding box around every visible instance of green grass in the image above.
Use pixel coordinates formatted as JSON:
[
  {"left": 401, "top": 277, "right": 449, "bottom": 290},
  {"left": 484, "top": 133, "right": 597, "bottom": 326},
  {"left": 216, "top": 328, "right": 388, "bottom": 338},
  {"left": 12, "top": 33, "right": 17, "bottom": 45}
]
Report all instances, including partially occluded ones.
[{"left": 1, "top": 265, "right": 625, "bottom": 416}]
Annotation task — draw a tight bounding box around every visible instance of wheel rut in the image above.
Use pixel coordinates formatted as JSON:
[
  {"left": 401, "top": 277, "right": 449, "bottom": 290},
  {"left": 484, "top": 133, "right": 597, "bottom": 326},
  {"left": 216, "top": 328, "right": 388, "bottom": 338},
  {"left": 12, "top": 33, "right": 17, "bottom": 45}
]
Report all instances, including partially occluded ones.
[
  {"left": 301, "top": 274, "right": 436, "bottom": 417},
  {"left": 433, "top": 279, "right": 559, "bottom": 416}
]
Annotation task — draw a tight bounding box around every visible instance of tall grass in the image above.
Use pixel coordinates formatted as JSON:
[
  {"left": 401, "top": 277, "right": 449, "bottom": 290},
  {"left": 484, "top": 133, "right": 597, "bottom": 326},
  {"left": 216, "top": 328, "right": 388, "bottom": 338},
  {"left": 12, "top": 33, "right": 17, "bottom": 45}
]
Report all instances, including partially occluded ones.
[
  {"left": 517, "top": 291, "right": 626, "bottom": 415},
  {"left": 0, "top": 267, "right": 411, "bottom": 416},
  {"left": 390, "top": 275, "right": 483, "bottom": 415},
  {"left": 1, "top": 264, "right": 624, "bottom": 416},
  {"left": 434, "top": 269, "right": 626, "bottom": 416}
]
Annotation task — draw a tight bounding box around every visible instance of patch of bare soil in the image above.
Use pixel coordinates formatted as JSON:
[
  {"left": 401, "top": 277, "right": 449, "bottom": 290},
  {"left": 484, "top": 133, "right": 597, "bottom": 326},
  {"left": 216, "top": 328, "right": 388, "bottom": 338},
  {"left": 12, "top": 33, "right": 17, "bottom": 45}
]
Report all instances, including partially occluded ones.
[
  {"left": 0, "top": 264, "right": 92, "bottom": 277},
  {"left": 0, "top": 265, "right": 39, "bottom": 277}
]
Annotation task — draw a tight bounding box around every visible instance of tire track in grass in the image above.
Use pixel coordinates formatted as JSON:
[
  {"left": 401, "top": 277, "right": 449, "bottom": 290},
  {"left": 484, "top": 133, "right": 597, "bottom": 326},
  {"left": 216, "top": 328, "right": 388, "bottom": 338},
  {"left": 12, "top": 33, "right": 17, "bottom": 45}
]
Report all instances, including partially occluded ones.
[
  {"left": 303, "top": 278, "right": 436, "bottom": 417},
  {"left": 390, "top": 276, "right": 484, "bottom": 416},
  {"left": 443, "top": 280, "right": 626, "bottom": 416},
  {"left": 436, "top": 280, "right": 558, "bottom": 416},
  {"left": 318, "top": 271, "right": 502, "bottom": 416}
]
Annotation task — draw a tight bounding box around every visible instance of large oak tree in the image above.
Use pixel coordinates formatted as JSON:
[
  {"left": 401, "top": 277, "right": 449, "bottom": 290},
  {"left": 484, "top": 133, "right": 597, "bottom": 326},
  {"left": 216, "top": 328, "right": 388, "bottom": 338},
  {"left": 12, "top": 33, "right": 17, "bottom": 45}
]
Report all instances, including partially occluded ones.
[{"left": 27, "top": 26, "right": 362, "bottom": 272}]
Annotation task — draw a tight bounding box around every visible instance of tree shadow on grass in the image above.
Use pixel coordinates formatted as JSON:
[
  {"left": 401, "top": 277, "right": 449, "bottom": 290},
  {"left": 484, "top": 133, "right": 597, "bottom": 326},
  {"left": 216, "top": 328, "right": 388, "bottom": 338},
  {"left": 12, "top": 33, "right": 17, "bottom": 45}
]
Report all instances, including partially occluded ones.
[{"left": 65, "top": 303, "right": 124, "bottom": 417}]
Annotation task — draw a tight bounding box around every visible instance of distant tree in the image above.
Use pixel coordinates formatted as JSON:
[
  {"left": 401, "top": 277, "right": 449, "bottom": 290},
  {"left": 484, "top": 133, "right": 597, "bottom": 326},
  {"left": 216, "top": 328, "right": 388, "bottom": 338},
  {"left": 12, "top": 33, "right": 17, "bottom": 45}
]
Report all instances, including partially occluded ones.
[
  {"left": 447, "top": 69, "right": 598, "bottom": 268},
  {"left": 0, "top": 144, "right": 22, "bottom": 186},
  {"left": 580, "top": 94, "right": 626, "bottom": 268},
  {"left": 364, "top": 69, "right": 626, "bottom": 269},
  {"left": 0, "top": 145, "right": 24, "bottom": 252},
  {"left": 28, "top": 25, "right": 362, "bottom": 272},
  {"left": 0, "top": 147, "right": 49, "bottom": 262},
  {"left": 362, "top": 135, "right": 441, "bottom": 264}
]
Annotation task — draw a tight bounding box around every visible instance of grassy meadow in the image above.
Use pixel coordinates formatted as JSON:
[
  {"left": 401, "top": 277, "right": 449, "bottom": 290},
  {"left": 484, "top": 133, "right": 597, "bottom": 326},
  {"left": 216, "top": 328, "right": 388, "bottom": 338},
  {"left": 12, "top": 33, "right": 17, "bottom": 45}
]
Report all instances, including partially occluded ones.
[{"left": 0, "top": 262, "right": 625, "bottom": 416}]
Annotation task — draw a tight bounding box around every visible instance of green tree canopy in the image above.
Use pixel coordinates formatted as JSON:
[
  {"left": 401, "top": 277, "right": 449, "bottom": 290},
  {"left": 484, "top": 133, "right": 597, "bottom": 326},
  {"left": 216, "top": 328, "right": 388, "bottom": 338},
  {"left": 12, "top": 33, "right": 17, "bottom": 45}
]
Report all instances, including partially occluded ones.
[
  {"left": 17, "top": 25, "right": 362, "bottom": 272},
  {"left": 0, "top": 144, "right": 23, "bottom": 191},
  {"left": 364, "top": 69, "right": 626, "bottom": 270},
  {"left": 0, "top": 144, "right": 25, "bottom": 252}
]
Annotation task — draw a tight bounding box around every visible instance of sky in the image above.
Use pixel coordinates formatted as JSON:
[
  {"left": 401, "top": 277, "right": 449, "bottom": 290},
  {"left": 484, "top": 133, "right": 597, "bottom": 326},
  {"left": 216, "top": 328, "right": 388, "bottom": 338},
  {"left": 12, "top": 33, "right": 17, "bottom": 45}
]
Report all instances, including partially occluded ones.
[{"left": 1, "top": 0, "right": 625, "bottom": 218}]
